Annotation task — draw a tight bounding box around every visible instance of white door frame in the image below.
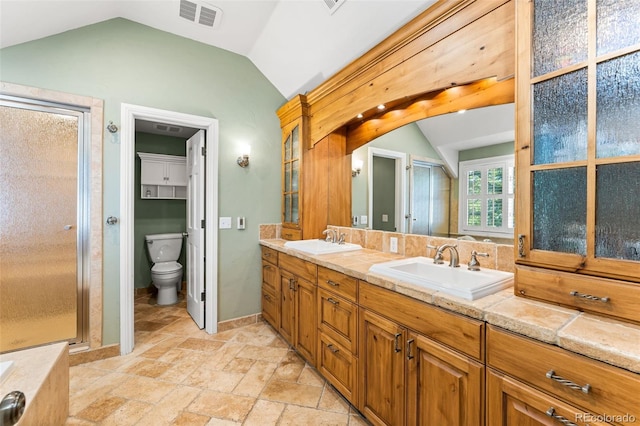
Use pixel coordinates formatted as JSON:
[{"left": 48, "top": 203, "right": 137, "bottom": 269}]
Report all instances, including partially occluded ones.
[
  {"left": 120, "top": 103, "right": 218, "bottom": 355},
  {"left": 367, "top": 147, "right": 407, "bottom": 233}
]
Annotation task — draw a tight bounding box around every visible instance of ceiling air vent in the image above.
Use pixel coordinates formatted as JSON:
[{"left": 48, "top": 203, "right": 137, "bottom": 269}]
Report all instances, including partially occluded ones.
[
  {"left": 323, "top": 0, "right": 346, "bottom": 15},
  {"left": 179, "top": 0, "right": 223, "bottom": 29}
]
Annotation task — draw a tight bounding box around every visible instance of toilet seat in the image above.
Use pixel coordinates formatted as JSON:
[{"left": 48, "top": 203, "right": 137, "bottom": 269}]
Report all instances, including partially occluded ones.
[{"left": 151, "top": 261, "right": 182, "bottom": 275}]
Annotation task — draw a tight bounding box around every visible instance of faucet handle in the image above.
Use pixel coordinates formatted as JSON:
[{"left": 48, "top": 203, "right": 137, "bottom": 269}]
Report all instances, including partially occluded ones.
[
  {"left": 338, "top": 233, "right": 346, "bottom": 245},
  {"left": 468, "top": 250, "right": 489, "bottom": 271}
]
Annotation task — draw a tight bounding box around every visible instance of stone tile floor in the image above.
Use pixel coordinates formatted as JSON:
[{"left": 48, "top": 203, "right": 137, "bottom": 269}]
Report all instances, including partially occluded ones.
[{"left": 66, "top": 293, "right": 369, "bottom": 425}]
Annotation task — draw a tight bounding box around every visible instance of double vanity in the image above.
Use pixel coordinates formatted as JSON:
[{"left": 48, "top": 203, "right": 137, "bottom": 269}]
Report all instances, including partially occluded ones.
[{"left": 260, "top": 230, "right": 640, "bottom": 425}]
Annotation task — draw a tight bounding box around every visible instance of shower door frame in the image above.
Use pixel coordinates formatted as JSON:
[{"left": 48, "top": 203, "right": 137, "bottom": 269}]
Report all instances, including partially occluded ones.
[{"left": 0, "top": 95, "right": 92, "bottom": 349}]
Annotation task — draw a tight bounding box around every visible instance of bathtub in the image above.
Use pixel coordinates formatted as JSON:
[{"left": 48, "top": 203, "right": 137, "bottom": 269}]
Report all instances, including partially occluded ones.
[{"left": 0, "top": 342, "right": 68, "bottom": 425}]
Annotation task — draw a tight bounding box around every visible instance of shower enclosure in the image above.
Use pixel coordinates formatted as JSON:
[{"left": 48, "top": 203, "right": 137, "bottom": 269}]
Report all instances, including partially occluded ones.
[
  {"left": 0, "top": 96, "right": 90, "bottom": 352},
  {"left": 408, "top": 159, "right": 451, "bottom": 237}
]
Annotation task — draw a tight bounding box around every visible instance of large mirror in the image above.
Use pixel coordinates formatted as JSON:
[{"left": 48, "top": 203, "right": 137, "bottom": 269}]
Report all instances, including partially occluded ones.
[{"left": 351, "top": 103, "right": 515, "bottom": 244}]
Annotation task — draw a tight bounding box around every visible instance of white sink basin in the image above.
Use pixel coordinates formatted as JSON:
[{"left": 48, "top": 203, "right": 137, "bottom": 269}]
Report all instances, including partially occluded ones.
[
  {"left": 284, "top": 239, "right": 362, "bottom": 255},
  {"left": 368, "top": 256, "right": 513, "bottom": 300}
]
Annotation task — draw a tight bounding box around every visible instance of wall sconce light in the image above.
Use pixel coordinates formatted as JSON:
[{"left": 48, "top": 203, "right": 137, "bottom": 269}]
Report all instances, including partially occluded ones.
[
  {"left": 237, "top": 145, "right": 250, "bottom": 168},
  {"left": 352, "top": 159, "right": 363, "bottom": 177}
]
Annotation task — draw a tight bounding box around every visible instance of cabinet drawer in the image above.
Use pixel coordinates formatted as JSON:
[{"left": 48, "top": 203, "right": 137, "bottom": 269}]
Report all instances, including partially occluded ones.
[
  {"left": 487, "top": 325, "right": 640, "bottom": 425},
  {"left": 318, "top": 266, "right": 357, "bottom": 302},
  {"left": 279, "top": 253, "right": 317, "bottom": 283},
  {"left": 487, "top": 369, "right": 613, "bottom": 426},
  {"left": 261, "top": 286, "right": 278, "bottom": 329},
  {"left": 318, "top": 332, "right": 357, "bottom": 405},
  {"left": 281, "top": 228, "right": 302, "bottom": 241},
  {"left": 262, "top": 261, "right": 278, "bottom": 292},
  {"left": 360, "top": 281, "right": 484, "bottom": 360},
  {"left": 261, "top": 246, "right": 278, "bottom": 264},
  {"left": 318, "top": 288, "right": 357, "bottom": 354},
  {"left": 515, "top": 265, "right": 640, "bottom": 324}
]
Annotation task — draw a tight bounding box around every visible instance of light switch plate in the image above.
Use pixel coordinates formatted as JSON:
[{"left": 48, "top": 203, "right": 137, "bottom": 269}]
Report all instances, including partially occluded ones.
[
  {"left": 382, "top": 214, "right": 389, "bottom": 222},
  {"left": 219, "top": 217, "right": 232, "bottom": 229},
  {"left": 361, "top": 215, "right": 368, "bottom": 225}
]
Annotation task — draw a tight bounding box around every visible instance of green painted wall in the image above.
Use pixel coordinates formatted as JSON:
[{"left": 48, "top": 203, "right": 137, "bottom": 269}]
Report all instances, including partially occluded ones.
[
  {"left": 372, "top": 156, "right": 396, "bottom": 231},
  {"left": 458, "top": 141, "right": 514, "bottom": 162},
  {"left": 0, "top": 18, "right": 285, "bottom": 344},
  {"left": 351, "top": 122, "right": 441, "bottom": 226},
  {"left": 134, "top": 133, "right": 187, "bottom": 290}
]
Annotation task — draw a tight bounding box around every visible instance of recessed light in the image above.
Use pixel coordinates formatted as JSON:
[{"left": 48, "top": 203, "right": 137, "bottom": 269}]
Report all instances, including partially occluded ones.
[
  {"left": 377, "top": 104, "right": 385, "bottom": 110},
  {"left": 458, "top": 109, "right": 466, "bottom": 114},
  {"left": 357, "top": 113, "right": 363, "bottom": 119}
]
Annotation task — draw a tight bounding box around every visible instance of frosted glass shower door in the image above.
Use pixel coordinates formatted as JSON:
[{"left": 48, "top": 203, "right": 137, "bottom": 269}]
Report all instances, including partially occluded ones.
[{"left": 0, "top": 101, "right": 85, "bottom": 352}]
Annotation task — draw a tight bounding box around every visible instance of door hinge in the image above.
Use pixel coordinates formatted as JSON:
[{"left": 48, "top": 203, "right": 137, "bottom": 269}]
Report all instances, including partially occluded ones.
[
  {"left": 201, "top": 292, "right": 205, "bottom": 302},
  {"left": 201, "top": 146, "right": 206, "bottom": 156},
  {"left": 201, "top": 219, "right": 205, "bottom": 228}
]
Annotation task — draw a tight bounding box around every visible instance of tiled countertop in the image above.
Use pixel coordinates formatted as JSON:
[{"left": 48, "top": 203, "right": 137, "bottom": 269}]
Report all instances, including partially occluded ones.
[{"left": 260, "top": 238, "right": 640, "bottom": 374}]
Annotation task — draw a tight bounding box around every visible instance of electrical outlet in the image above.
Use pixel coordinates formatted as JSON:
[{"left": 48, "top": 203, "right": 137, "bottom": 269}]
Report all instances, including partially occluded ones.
[
  {"left": 352, "top": 216, "right": 358, "bottom": 226},
  {"left": 390, "top": 237, "right": 398, "bottom": 253}
]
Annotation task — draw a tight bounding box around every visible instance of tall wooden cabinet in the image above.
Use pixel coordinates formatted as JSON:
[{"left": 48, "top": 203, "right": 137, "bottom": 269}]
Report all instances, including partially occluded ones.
[
  {"left": 514, "top": 0, "right": 640, "bottom": 323},
  {"left": 278, "top": 253, "right": 317, "bottom": 364}
]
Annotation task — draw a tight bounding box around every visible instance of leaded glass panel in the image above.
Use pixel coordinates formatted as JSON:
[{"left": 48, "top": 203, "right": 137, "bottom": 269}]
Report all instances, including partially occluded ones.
[
  {"left": 533, "top": 167, "right": 587, "bottom": 254},
  {"left": 596, "top": 51, "right": 640, "bottom": 158},
  {"left": 533, "top": 69, "right": 588, "bottom": 164},
  {"left": 596, "top": 162, "right": 640, "bottom": 261},
  {"left": 596, "top": 0, "right": 640, "bottom": 56},
  {"left": 532, "top": 0, "right": 588, "bottom": 77}
]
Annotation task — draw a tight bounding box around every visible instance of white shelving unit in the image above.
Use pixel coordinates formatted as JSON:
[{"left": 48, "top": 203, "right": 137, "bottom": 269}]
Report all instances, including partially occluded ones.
[{"left": 137, "top": 152, "right": 187, "bottom": 200}]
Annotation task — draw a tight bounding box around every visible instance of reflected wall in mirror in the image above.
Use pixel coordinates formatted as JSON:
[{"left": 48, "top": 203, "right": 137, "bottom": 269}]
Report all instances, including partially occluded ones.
[{"left": 351, "top": 104, "right": 515, "bottom": 244}]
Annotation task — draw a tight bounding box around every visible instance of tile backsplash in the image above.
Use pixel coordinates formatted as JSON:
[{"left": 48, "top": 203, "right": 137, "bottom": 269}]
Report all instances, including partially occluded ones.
[{"left": 258, "top": 224, "right": 515, "bottom": 273}]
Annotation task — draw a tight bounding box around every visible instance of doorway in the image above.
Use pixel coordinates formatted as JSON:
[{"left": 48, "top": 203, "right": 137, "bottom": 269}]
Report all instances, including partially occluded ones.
[
  {"left": 367, "top": 147, "right": 406, "bottom": 233},
  {"left": 120, "top": 104, "right": 218, "bottom": 355}
]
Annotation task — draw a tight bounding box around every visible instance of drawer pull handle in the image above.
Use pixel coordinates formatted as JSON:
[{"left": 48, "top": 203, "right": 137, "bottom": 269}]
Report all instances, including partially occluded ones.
[
  {"left": 546, "top": 370, "right": 591, "bottom": 394},
  {"left": 569, "top": 291, "right": 609, "bottom": 303},
  {"left": 406, "top": 339, "right": 415, "bottom": 360},
  {"left": 326, "top": 280, "right": 340, "bottom": 287},
  {"left": 545, "top": 407, "right": 578, "bottom": 426},
  {"left": 264, "top": 252, "right": 271, "bottom": 257},
  {"left": 263, "top": 294, "right": 271, "bottom": 302},
  {"left": 327, "top": 297, "right": 339, "bottom": 305},
  {"left": 327, "top": 344, "right": 339, "bottom": 353},
  {"left": 394, "top": 333, "right": 402, "bottom": 353},
  {"left": 289, "top": 279, "right": 297, "bottom": 291}
]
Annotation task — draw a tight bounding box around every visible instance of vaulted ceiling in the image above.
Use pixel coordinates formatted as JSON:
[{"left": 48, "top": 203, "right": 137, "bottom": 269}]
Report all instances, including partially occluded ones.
[{"left": 0, "top": 0, "right": 514, "bottom": 164}]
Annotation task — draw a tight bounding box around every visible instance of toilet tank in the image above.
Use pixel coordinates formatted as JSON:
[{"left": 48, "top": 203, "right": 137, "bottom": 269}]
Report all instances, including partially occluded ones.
[{"left": 145, "top": 233, "right": 184, "bottom": 263}]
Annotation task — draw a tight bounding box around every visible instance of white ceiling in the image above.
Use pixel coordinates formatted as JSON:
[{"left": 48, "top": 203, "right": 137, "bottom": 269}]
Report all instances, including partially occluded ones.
[{"left": 0, "top": 0, "right": 513, "bottom": 160}]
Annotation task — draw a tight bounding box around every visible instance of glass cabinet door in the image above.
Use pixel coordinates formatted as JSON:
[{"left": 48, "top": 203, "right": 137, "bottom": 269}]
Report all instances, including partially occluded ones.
[
  {"left": 282, "top": 122, "right": 301, "bottom": 227},
  {"left": 516, "top": 0, "right": 640, "bottom": 279}
]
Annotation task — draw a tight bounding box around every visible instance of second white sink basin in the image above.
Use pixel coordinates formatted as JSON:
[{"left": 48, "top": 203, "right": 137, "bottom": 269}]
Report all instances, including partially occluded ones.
[
  {"left": 284, "top": 239, "right": 362, "bottom": 255},
  {"left": 368, "top": 256, "right": 513, "bottom": 300}
]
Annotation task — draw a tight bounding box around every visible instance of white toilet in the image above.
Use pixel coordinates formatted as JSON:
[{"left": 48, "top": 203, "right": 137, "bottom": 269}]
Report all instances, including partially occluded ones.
[{"left": 145, "top": 233, "right": 184, "bottom": 305}]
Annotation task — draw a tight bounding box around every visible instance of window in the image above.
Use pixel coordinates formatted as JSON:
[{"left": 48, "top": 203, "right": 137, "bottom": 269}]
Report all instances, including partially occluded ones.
[{"left": 459, "top": 155, "right": 514, "bottom": 237}]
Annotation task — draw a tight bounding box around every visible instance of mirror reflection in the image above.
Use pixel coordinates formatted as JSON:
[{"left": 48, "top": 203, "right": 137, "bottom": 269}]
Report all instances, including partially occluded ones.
[{"left": 351, "top": 103, "right": 515, "bottom": 244}]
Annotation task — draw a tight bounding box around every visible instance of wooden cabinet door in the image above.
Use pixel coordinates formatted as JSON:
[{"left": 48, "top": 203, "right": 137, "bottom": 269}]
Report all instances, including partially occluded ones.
[
  {"left": 295, "top": 276, "right": 316, "bottom": 364},
  {"left": 359, "top": 309, "right": 406, "bottom": 426},
  {"left": 486, "top": 369, "right": 612, "bottom": 426},
  {"left": 406, "top": 332, "right": 484, "bottom": 426},
  {"left": 278, "top": 269, "right": 295, "bottom": 345}
]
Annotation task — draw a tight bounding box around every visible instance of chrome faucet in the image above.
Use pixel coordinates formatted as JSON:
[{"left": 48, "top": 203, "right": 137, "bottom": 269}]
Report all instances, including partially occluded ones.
[
  {"left": 436, "top": 243, "right": 460, "bottom": 268},
  {"left": 322, "top": 229, "right": 337, "bottom": 243},
  {"left": 467, "top": 250, "right": 489, "bottom": 271},
  {"left": 338, "top": 233, "right": 346, "bottom": 245}
]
